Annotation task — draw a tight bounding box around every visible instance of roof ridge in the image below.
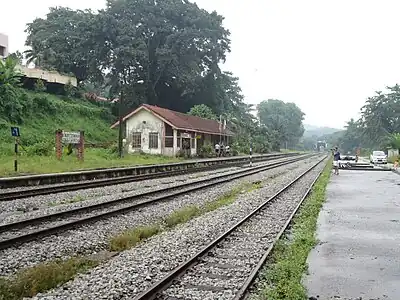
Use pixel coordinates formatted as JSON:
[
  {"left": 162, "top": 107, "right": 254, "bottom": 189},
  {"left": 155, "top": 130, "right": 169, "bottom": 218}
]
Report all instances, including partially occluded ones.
[
  {"left": 144, "top": 103, "right": 219, "bottom": 124},
  {"left": 112, "top": 104, "right": 233, "bottom": 135}
]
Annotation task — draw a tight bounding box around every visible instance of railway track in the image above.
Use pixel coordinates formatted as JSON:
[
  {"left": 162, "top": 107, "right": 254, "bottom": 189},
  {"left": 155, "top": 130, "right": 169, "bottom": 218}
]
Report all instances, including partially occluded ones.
[
  {"left": 0, "top": 154, "right": 315, "bottom": 250},
  {"left": 132, "top": 155, "right": 327, "bottom": 300},
  {"left": 0, "top": 153, "right": 299, "bottom": 202}
]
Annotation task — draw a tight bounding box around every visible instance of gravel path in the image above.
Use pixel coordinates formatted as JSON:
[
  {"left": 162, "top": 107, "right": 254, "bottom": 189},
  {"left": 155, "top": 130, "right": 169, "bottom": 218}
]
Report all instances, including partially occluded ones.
[
  {"left": 30, "top": 156, "right": 326, "bottom": 299},
  {"left": 0, "top": 157, "right": 316, "bottom": 276}
]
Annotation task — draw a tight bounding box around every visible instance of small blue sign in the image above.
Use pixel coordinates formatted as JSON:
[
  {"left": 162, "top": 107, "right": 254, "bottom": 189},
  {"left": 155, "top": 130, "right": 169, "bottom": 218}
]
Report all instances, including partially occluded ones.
[{"left": 11, "top": 127, "right": 20, "bottom": 137}]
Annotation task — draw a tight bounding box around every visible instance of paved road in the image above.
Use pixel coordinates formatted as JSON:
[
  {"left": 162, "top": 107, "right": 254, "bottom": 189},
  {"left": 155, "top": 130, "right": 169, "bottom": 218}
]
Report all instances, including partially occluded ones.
[
  {"left": 359, "top": 156, "right": 394, "bottom": 169},
  {"left": 304, "top": 170, "right": 400, "bottom": 300}
]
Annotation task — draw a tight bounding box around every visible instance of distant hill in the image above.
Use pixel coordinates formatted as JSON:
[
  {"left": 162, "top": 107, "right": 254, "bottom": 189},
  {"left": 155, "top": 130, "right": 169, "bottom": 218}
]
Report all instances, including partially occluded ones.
[{"left": 303, "top": 124, "right": 343, "bottom": 138}]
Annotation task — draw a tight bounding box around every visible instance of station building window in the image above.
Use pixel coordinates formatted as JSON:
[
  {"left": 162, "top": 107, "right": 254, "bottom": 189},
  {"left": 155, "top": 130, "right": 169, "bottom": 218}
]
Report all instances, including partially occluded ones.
[
  {"left": 132, "top": 132, "right": 141, "bottom": 148},
  {"left": 149, "top": 132, "right": 159, "bottom": 149}
]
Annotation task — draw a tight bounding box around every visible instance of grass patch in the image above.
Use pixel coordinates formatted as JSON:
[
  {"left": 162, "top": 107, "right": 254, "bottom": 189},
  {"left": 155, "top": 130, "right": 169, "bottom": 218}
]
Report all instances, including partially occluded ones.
[
  {"left": 0, "top": 257, "right": 99, "bottom": 300},
  {"left": 252, "top": 159, "right": 332, "bottom": 300},
  {"left": 0, "top": 90, "right": 182, "bottom": 177},
  {"left": 109, "top": 181, "right": 263, "bottom": 252},
  {"left": 164, "top": 205, "right": 202, "bottom": 228},
  {"left": 109, "top": 224, "right": 162, "bottom": 252},
  {"left": 0, "top": 149, "right": 182, "bottom": 177},
  {"left": 49, "top": 195, "right": 87, "bottom": 207}
]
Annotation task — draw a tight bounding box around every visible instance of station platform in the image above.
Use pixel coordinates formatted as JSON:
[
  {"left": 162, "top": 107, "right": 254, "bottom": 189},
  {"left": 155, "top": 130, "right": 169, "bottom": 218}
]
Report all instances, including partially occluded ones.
[{"left": 304, "top": 170, "right": 400, "bottom": 300}]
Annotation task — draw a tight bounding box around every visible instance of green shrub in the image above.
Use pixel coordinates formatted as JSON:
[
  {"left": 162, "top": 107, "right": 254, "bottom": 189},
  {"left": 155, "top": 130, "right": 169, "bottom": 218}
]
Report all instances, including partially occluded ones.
[
  {"left": 31, "top": 95, "right": 57, "bottom": 115},
  {"left": 177, "top": 149, "right": 191, "bottom": 159},
  {"left": 26, "top": 141, "right": 54, "bottom": 156},
  {"left": 197, "top": 143, "right": 213, "bottom": 158},
  {"left": 64, "top": 81, "right": 76, "bottom": 98},
  {"left": 108, "top": 142, "right": 119, "bottom": 155},
  {"left": 0, "top": 257, "right": 98, "bottom": 299},
  {"left": 34, "top": 79, "right": 46, "bottom": 92},
  {"left": 109, "top": 225, "right": 161, "bottom": 251},
  {"left": 231, "top": 148, "right": 239, "bottom": 156}
]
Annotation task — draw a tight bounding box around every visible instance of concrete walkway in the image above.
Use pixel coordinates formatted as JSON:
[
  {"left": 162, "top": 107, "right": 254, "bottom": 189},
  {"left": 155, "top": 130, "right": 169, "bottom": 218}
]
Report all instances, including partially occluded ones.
[{"left": 304, "top": 170, "right": 400, "bottom": 300}]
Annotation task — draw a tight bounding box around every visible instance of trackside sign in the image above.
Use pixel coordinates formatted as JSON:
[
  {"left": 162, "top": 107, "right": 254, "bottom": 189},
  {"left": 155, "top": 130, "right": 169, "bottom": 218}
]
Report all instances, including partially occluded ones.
[{"left": 62, "top": 131, "right": 81, "bottom": 144}]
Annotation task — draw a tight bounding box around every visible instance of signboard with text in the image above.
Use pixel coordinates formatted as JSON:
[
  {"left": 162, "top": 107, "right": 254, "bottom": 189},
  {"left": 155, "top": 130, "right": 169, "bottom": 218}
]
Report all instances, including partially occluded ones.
[
  {"left": 11, "top": 127, "right": 20, "bottom": 137},
  {"left": 56, "top": 129, "right": 84, "bottom": 161},
  {"left": 62, "top": 131, "right": 81, "bottom": 144}
]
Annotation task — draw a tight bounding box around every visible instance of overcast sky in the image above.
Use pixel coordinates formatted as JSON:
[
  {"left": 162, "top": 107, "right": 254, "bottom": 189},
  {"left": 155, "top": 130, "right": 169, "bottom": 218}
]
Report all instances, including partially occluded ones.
[{"left": 1, "top": 0, "right": 400, "bottom": 129}]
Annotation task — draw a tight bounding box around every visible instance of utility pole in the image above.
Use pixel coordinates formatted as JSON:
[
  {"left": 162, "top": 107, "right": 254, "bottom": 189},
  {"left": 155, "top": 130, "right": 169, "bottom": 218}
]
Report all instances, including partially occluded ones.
[{"left": 118, "top": 83, "right": 124, "bottom": 158}]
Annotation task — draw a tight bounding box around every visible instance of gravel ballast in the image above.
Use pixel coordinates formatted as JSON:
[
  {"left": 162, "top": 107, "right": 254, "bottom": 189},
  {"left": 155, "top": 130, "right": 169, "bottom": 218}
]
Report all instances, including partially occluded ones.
[
  {"left": 0, "top": 157, "right": 317, "bottom": 276},
  {"left": 29, "top": 156, "right": 326, "bottom": 299},
  {"left": 0, "top": 166, "right": 243, "bottom": 223},
  {"left": 161, "top": 162, "right": 325, "bottom": 300}
]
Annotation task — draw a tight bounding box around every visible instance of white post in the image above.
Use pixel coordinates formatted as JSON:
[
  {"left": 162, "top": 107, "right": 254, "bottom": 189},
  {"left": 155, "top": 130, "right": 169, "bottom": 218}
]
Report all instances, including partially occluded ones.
[
  {"left": 173, "top": 129, "right": 177, "bottom": 156},
  {"left": 194, "top": 132, "right": 197, "bottom": 156}
]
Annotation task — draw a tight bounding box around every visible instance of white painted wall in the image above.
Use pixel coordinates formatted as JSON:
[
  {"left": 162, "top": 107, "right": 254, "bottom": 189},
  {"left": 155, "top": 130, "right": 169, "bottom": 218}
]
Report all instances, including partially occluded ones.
[
  {"left": 124, "top": 109, "right": 203, "bottom": 157},
  {"left": 191, "top": 135, "right": 197, "bottom": 156},
  {"left": 125, "top": 109, "right": 164, "bottom": 155}
]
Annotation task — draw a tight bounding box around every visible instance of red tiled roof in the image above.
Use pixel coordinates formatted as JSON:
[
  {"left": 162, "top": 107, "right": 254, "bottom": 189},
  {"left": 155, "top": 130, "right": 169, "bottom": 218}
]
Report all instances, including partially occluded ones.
[{"left": 111, "top": 104, "right": 233, "bottom": 135}]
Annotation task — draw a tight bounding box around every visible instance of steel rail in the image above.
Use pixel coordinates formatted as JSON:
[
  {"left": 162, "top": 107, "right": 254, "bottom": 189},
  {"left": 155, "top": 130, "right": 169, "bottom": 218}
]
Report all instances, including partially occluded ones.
[
  {"left": 0, "top": 153, "right": 300, "bottom": 190},
  {"left": 132, "top": 155, "right": 327, "bottom": 300},
  {"left": 0, "top": 154, "right": 316, "bottom": 250},
  {"left": 233, "top": 160, "right": 325, "bottom": 299},
  {"left": 0, "top": 153, "right": 299, "bottom": 202},
  {"left": 0, "top": 155, "right": 310, "bottom": 233}
]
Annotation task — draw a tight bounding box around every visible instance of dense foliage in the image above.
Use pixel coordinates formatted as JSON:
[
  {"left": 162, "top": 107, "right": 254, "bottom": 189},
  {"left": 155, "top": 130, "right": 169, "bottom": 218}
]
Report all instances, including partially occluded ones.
[
  {"left": 24, "top": 1, "right": 230, "bottom": 112},
  {"left": 20, "top": 0, "right": 308, "bottom": 153},
  {"left": 324, "top": 85, "right": 400, "bottom": 154},
  {"left": 0, "top": 57, "right": 116, "bottom": 156},
  {"left": 0, "top": 57, "right": 26, "bottom": 124},
  {"left": 0, "top": 0, "right": 310, "bottom": 152},
  {"left": 257, "top": 99, "right": 305, "bottom": 149}
]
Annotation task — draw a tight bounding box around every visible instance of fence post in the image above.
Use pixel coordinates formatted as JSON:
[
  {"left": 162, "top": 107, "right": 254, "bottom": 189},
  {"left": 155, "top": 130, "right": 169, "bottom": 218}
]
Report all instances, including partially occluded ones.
[
  {"left": 55, "top": 130, "right": 63, "bottom": 160},
  {"left": 77, "top": 131, "right": 85, "bottom": 161}
]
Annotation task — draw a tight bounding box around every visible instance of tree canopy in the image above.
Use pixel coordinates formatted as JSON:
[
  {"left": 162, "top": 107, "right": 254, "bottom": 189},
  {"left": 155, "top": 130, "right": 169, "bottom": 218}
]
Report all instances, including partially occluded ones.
[
  {"left": 25, "top": 1, "right": 230, "bottom": 110},
  {"left": 21, "top": 0, "right": 308, "bottom": 154},
  {"left": 188, "top": 104, "right": 217, "bottom": 120},
  {"left": 257, "top": 99, "right": 305, "bottom": 149},
  {"left": 324, "top": 84, "right": 400, "bottom": 153}
]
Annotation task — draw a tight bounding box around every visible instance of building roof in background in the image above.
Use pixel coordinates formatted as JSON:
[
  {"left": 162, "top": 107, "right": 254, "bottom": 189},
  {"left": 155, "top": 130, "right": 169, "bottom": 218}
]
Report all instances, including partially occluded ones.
[{"left": 111, "top": 104, "right": 233, "bottom": 135}]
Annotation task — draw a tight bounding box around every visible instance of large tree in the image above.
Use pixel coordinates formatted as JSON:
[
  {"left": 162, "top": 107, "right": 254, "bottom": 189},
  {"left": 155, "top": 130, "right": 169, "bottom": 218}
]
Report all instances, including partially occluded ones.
[
  {"left": 25, "top": 7, "right": 104, "bottom": 83},
  {"left": 24, "top": 1, "right": 309, "bottom": 154},
  {"left": 257, "top": 99, "right": 305, "bottom": 148},
  {"left": 337, "top": 118, "right": 362, "bottom": 153},
  {"left": 359, "top": 85, "right": 400, "bottom": 146},
  {"left": 25, "top": 1, "right": 230, "bottom": 112},
  {"left": 324, "top": 84, "right": 400, "bottom": 152}
]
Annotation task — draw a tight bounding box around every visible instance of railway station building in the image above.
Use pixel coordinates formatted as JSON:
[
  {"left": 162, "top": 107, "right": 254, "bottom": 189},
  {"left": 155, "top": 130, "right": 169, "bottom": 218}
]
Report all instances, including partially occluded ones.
[{"left": 110, "top": 104, "right": 233, "bottom": 156}]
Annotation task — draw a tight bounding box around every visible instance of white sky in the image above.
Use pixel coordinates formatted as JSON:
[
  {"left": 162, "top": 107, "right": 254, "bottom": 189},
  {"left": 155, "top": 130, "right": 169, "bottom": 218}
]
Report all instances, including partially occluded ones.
[{"left": 1, "top": 0, "right": 400, "bottom": 129}]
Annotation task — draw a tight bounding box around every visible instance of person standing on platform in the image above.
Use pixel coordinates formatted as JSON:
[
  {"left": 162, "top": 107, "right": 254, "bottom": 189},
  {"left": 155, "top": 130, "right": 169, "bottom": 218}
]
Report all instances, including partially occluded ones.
[
  {"left": 333, "top": 146, "right": 341, "bottom": 175},
  {"left": 215, "top": 142, "right": 220, "bottom": 157},
  {"left": 220, "top": 143, "right": 225, "bottom": 157}
]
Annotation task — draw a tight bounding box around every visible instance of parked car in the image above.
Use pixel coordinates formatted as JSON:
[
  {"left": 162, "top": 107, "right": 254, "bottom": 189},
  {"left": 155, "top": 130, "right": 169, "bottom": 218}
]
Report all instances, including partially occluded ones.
[
  {"left": 340, "top": 154, "right": 356, "bottom": 161},
  {"left": 370, "top": 150, "right": 387, "bottom": 164}
]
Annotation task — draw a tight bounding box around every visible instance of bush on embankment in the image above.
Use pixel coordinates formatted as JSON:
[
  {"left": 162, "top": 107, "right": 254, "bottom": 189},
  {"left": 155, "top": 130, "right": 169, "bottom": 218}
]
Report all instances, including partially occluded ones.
[{"left": 0, "top": 89, "right": 116, "bottom": 156}]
